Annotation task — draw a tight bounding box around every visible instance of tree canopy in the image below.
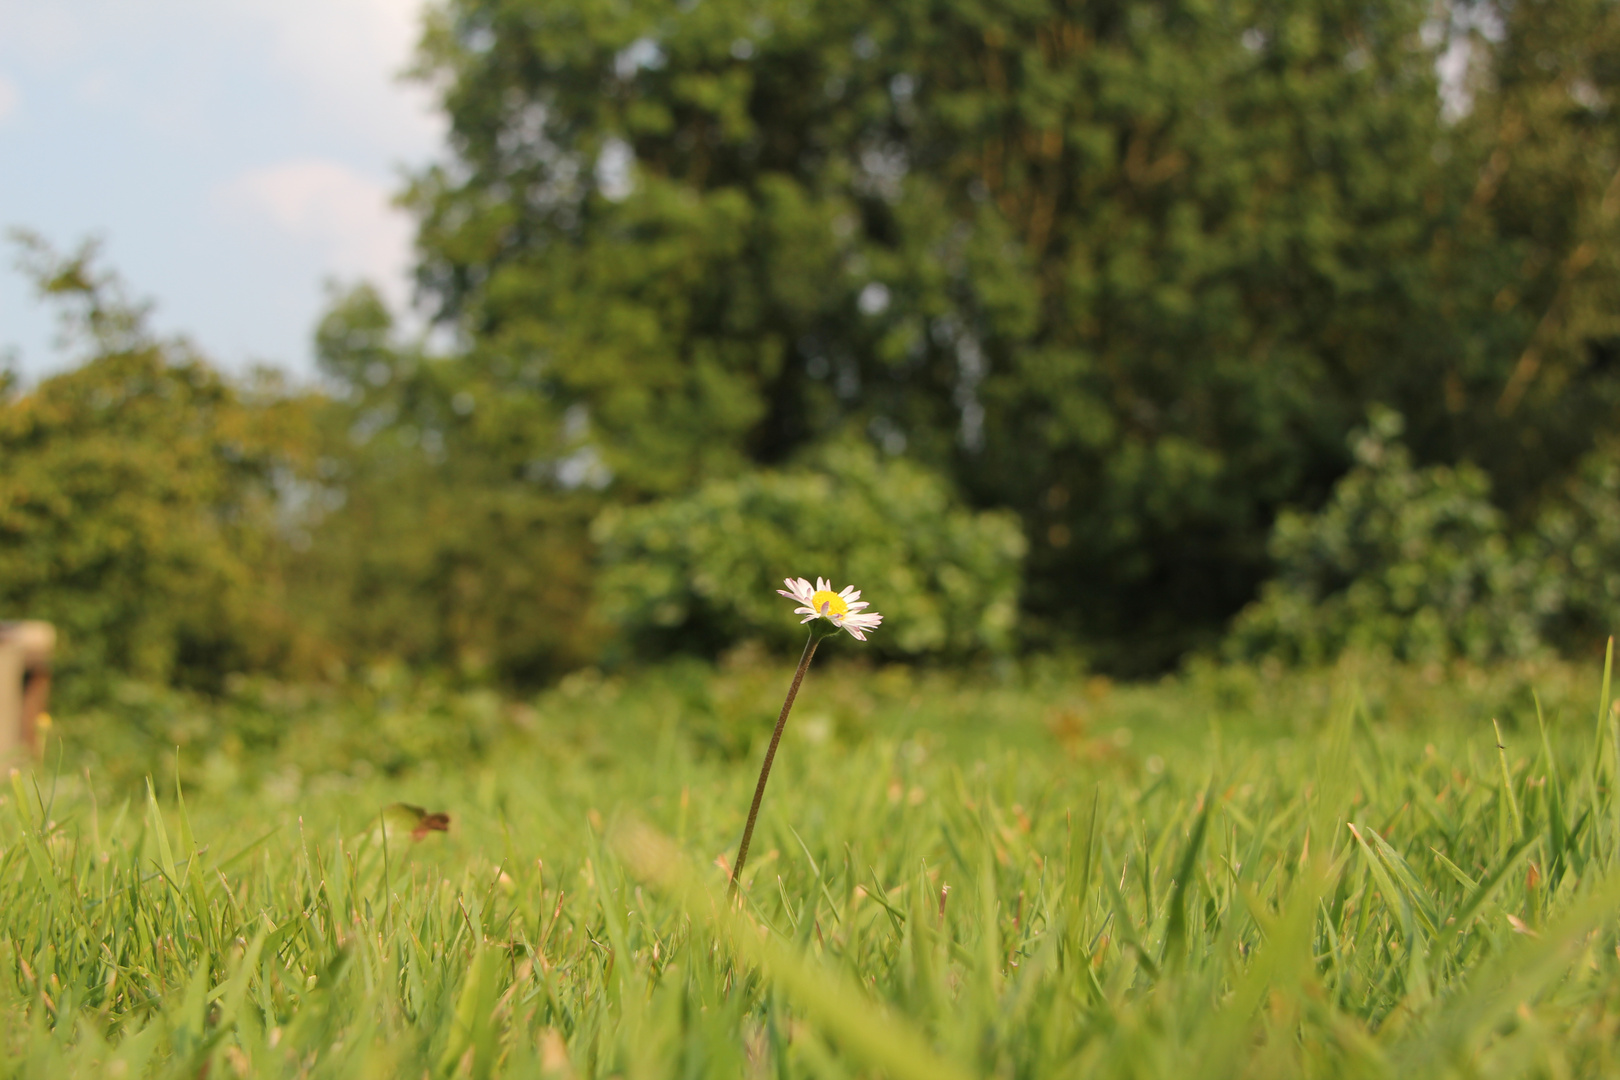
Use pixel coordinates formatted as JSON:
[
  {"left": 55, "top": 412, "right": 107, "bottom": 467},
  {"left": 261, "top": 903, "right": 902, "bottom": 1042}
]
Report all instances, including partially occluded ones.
[
  {"left": 0, "top": 238, "right": 313, "bottom": 686},
  {"left": 9, "top": 0, "right": 1620, "bottom": 687},
  {"left": 399, "top": 0, "right": 1620, "bottom": 668}
]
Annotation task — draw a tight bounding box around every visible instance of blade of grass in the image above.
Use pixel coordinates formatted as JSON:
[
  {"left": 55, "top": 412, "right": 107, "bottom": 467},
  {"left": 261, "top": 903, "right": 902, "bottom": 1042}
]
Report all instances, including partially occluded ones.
[{"left": 616, "top": 822, "right": 974, "bottom": 1080}]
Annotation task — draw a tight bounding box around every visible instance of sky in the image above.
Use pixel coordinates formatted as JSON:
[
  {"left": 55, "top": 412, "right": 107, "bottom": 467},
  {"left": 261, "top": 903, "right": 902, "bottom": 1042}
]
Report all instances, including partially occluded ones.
[{"left": 0, "top": 0, "right": 445, "bottom": 382}]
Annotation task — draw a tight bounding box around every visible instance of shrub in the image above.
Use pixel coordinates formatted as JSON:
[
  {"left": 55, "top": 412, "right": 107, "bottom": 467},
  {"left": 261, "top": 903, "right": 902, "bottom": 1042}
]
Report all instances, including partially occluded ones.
[
  {"left": 1539, "top": 439, "right": 1620, "bottom": 645},
  {"left": 593, "top": 443, "right": 1025, "bottom": 658},
  {"left": 1227, "top": 409, "right": 1562, "bottom": 665}
]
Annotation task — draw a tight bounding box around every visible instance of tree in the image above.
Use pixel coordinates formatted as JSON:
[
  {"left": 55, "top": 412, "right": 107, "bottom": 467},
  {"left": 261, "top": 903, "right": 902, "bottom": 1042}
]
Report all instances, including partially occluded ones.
[
  {"left": 287, "top": 284, "right": 602, "bottom": 683},
  {"left": 0, "top": 237, "right": 314, "bottom": 687},
  {"left": 1423, "top": 0, "right": 1620, "bottom": 512},
  {"left": 401, "top": 0, "right": 1465, "bottom": 668},
  {"left": 398, "top": 0, "right": 1620, "bottom": 669}
]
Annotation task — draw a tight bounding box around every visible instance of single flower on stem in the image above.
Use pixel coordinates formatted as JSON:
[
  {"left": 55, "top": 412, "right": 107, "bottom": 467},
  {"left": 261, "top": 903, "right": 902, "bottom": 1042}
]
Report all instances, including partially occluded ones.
[{"left": 728, "top": 577, "right": 882, "bottom": 896}]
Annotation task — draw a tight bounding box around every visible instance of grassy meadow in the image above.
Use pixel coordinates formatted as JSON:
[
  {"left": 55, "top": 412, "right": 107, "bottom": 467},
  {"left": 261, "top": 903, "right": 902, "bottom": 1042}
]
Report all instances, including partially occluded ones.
[{"left": 5, "top": 650, "right": 1620, "bottom": 1078}]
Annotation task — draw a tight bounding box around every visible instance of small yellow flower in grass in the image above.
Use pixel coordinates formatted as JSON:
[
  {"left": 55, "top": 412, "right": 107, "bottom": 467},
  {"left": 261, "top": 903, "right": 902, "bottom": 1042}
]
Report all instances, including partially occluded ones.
[{"left": 778, "top": 576, "right": 883, "bottom": 640}]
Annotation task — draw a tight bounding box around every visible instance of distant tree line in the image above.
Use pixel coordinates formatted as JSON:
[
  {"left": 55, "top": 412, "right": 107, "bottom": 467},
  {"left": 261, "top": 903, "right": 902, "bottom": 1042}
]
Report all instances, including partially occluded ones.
[{"left": 5, "top": 0, "right": 1620, "bottom": 687}]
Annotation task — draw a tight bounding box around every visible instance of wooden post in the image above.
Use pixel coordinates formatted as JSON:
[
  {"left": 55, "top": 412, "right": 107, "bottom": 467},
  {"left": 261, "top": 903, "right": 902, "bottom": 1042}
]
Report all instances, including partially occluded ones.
[{"left": 0, "top": 622, "right": 55, "bottom": 762}]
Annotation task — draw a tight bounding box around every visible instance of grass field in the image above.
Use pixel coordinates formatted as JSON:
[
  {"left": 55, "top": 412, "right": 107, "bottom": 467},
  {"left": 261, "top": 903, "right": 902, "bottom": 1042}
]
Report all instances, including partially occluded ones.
[{"left": 5, "top": 649, "right": 1620, "bottom": 1078}]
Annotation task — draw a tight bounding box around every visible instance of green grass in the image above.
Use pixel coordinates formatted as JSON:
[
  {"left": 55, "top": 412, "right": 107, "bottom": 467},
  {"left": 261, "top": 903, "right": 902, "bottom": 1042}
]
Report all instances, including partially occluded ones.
[{"left": 7, "top": 649, "right": 1620, "bottom": 1077}]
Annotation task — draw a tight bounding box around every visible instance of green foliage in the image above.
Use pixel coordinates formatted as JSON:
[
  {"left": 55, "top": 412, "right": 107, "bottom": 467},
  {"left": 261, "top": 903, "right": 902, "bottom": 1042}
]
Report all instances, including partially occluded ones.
[
  {"left": 1228, "top": 410, "right": 1562, "bottom": 665},
  {"left": 0, "top": 238, "right": 314, "bottom": 688},
  {"left": 593, "top": 442, "right": 1025, "bottom": 658},
  {"left": 9, "top": 658, "right": 1620, "bottom": 1076},
  {"left": 1539, "top": 438, "right": 1620, "bottom": 645},
  {"left": 1229, "top": 409, "right": 1620, "bottom": 667},
  {"left": 57, "top": 669, "right": 520, "bottom": 794},
  {"left": 401, "top": 0, "right": 1620, "bottom": 667},
  {"left": 13, "top": 0, "right": 1620, "bottom": 685},
  {"left": 1442, "top": 0, "right": 1620, "bottom": 473},
  {"left": 285, "top": 284, "right": 602, "bottom": 683},
  {"left": 0, "top": 262, "right": 603, "bottom": 691}
]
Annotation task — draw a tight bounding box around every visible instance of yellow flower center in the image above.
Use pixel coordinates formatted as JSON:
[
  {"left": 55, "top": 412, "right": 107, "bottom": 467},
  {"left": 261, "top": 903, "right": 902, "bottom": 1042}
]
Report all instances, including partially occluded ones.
[{"left": 811, "top": 589, "right": 849, "bottom": 617}]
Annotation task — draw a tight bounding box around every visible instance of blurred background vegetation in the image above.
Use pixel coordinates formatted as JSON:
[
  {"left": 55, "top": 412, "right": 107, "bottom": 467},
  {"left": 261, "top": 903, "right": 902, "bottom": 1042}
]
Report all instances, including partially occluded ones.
[{"left": 6, "top": 0, "right": 1620, "bottom": 699}]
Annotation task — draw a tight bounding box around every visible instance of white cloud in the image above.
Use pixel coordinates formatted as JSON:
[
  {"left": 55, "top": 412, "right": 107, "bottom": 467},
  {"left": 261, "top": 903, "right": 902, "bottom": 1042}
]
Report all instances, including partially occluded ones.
[
  {"left": 0, "top": 0, "right": 443, "bottom": 157},
  {"left": 217, "top": 159, "right": 414, "bottom": 303},
  {"left": 0, "top": 75, "right": 16, "bottom": 123},
  {"left": 232, "top": 0, "right": 444, "bottom": 153}
]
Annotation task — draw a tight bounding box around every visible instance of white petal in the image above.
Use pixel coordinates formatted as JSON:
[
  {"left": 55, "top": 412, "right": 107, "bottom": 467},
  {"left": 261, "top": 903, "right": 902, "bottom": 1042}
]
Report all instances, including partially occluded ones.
[{"left": 781, "top": 577, "right": 817, "bottom": 607}]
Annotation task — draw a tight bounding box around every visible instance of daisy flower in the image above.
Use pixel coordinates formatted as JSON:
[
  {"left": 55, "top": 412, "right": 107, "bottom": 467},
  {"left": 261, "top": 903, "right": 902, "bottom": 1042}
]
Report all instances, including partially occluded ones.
[
  {"left": 778, "top": 576, "right": 883, "bottom": 641},
  {"left": 731, "top": 577, "right": 886, "bottom": 897}
]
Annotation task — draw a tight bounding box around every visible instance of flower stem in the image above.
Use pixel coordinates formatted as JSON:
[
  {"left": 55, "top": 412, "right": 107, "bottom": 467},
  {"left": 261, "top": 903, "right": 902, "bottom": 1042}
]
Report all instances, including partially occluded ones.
[{"left": 730, "top": 630, "right": 819, "bottom": 896}]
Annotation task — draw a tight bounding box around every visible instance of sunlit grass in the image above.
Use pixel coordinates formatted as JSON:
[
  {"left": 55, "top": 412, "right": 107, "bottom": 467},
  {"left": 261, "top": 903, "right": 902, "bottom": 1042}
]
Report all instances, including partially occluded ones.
[{"left": 6, "top": 649, "right": 1620, "bottom": 1077}]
